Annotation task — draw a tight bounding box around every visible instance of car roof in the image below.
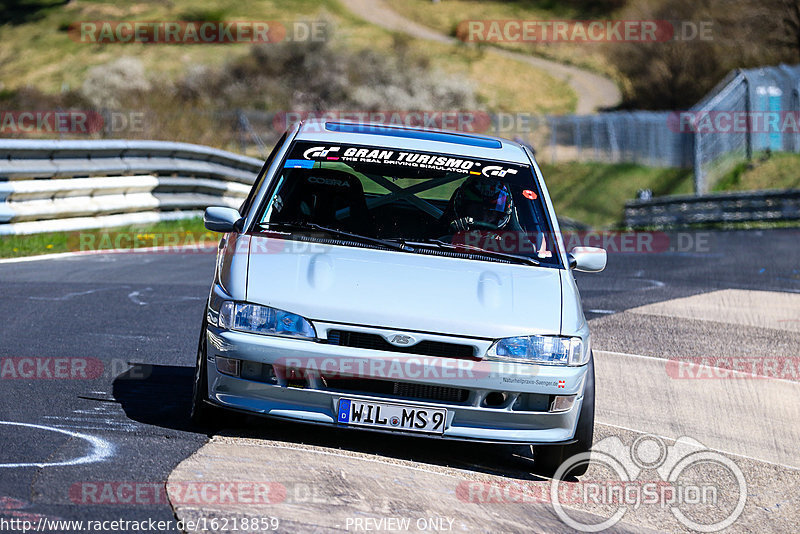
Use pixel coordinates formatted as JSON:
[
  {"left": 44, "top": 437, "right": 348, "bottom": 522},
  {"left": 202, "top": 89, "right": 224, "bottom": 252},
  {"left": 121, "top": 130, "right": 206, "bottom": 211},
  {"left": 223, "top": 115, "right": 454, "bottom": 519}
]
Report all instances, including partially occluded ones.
[{"left": 295, "top": 119, "right": 531, "bottom": 164}]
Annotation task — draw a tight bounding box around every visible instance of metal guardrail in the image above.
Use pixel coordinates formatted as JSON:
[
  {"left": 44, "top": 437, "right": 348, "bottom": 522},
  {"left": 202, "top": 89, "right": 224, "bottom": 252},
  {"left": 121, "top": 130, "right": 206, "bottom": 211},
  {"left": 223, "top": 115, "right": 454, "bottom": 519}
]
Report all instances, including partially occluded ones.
[
  {"left": 0, "top": 140, "right": 264, "bottom": 235},
  {"left": 625, "top": 189, "right": 800, "bottom": 228}
]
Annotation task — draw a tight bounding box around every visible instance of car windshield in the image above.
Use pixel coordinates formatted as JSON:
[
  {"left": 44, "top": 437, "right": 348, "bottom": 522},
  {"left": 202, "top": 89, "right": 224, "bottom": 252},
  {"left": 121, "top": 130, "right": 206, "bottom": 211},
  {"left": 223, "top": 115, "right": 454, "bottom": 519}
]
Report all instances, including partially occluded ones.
[{"left": 256, "top": 141, "right": 561, "bottom": 267}]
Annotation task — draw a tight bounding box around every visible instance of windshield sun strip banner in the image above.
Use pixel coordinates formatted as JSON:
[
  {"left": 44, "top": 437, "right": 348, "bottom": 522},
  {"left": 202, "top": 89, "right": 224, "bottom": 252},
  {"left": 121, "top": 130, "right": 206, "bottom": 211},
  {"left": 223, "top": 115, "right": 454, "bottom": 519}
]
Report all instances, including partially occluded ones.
[{"left": 296, "top": 143, "right": 523, "bottom": 177}]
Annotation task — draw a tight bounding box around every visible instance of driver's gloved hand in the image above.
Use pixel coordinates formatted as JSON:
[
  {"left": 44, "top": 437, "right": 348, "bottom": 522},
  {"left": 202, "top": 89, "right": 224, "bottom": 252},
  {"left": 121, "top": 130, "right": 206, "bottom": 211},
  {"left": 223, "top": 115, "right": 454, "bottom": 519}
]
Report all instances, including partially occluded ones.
[{"left": 450, "top": 217, "right": 474, "bottom": 231}]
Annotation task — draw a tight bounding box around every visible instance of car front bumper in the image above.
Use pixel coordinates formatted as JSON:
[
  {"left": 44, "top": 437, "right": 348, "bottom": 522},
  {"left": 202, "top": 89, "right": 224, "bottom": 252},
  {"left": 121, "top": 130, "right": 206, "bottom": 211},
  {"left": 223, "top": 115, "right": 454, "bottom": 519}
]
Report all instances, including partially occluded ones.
[{"left": 203, "top": 325, "right": 590, "bottom": 444}]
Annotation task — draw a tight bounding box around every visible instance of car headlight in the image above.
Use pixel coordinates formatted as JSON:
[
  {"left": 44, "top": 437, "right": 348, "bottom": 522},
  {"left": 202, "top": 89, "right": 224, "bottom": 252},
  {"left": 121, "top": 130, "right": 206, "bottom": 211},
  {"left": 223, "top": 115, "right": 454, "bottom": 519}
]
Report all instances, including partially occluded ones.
[
  {"left": 218, "top": 301, "right": 316, "bottom": 339},
  {"left": 486, "top": 335, "right": 588, "bottom": 366}
]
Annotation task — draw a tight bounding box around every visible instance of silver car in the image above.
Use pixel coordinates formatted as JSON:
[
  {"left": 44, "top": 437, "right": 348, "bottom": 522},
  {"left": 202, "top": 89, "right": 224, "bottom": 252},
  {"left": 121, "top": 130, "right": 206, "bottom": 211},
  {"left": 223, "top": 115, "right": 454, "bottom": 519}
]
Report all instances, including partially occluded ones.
[{"left": 192, "top": 120, "right": 606, "bottom": 478}]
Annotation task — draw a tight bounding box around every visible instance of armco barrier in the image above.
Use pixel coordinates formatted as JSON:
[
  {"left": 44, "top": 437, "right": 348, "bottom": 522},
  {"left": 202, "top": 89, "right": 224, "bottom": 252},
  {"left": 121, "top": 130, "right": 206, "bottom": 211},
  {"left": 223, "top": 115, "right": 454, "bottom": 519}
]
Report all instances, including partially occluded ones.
[
  {"left": 625, "top": 189, "right": 800, "bottom": 228},
  {"left": 0, "top": 140, "right": 264, "bottom": 235}
]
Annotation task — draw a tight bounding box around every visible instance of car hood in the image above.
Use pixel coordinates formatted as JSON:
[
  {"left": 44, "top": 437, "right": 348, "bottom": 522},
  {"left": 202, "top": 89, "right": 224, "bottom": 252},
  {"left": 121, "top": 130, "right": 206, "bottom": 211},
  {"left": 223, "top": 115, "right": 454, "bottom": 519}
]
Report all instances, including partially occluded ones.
[{"left": 246, "top": 236, "right": 563, "bottom": 339}]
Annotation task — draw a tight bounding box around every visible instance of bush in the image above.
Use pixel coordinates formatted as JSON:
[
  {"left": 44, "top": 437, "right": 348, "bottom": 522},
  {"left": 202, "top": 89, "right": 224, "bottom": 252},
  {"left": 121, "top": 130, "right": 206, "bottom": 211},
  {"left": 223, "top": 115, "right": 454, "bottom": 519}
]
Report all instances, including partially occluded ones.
[
  {"left": 81, "top": 56, "right": 152, "bottom": 109},
  {"left": 178, "top": 8, "right": 227, "bottom": 22},
  {"left": 173, "top": 32, "right": 476, "bottom": 112}
]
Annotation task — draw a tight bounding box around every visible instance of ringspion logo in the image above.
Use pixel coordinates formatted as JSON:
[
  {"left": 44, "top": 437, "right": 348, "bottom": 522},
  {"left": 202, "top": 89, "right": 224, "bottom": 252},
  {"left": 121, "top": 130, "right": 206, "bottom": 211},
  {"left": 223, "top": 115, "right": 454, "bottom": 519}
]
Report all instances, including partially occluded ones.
[{"left": 549, "top": 435, "right": 746, "bottom": 532}]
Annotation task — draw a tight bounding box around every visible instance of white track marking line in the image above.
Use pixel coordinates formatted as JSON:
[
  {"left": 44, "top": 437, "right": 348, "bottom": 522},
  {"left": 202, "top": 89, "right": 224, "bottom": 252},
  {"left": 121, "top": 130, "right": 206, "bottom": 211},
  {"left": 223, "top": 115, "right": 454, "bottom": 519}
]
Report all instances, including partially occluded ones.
[
  {"left": 595, "top": 421, "right": 800, "bottom": 472},
  {"left": 52, "top": 425, "right": 135, "bottom": 433},
  {"left": 127, "top": 290, "right": 149, "bottom": 306},
  {"left": 639, "top": 278, "right": 665, "bottom": 290},
  {"left": 0, "top": 421, "right": 113, "bottom": 468},
  {"left": 29, "top": 286, "right": 124, "bottom": 301},
  {"left": 0, "top": 251, "right": 108, "bottom": 264},
  {"left": 597, "top": 349, "right": 800, "bottom": 386},
  {"left": 0, "top": 245, "right": 215, "bottom": 264},
  {"left": 42, "top": 416, "right": 132, "bottom": 426}
]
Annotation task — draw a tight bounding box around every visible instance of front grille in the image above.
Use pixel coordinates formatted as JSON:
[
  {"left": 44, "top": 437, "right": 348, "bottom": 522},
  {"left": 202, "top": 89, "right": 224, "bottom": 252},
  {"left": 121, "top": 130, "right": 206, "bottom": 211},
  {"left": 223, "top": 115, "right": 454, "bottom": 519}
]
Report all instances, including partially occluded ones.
[
  {"left": 327, "top": 330, "right": 475, "bottom": 359},
  {"left": 392, "top": 382, "right": 468, "bottom": 403},
  {"left": 321, "top": 376, "right": 469, "bottom": 404}
]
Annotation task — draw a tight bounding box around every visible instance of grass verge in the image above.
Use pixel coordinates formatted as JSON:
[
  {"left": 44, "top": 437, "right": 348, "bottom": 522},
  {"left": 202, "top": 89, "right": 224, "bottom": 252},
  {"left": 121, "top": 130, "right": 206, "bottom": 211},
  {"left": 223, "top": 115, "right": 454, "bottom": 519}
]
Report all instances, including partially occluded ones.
[
  {"left": 540, "top": 161, "right": 694, "bottom": 228},
  {"left": 712, "top": 152, "right": 800, "bottom": 192},
  {"left": 543, "top": 152, "right": 800, "bottom": 229},
  {"left": 0, "top": 217, "right": 211, "bottom": 259}
]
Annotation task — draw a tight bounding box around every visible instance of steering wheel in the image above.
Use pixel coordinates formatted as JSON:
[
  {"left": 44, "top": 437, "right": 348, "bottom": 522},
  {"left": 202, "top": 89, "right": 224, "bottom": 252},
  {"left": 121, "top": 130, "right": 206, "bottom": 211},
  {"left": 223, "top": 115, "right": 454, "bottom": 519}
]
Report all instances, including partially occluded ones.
[
  {"left": 450, "top": 217, "right": 501, "bottom": 232},
  {"left": 469, "top": 220, "right": 502, "bottom": 231}
]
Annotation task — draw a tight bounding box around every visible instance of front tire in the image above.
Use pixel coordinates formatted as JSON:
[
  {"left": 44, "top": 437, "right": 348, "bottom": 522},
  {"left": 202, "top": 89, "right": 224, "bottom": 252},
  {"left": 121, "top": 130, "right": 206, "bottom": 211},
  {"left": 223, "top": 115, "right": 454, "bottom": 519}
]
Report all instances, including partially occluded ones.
[
  {"left": 533, "top": 355, "right": 595, "bottom": 479},
  {"left": 190, "top": 319, "right": 223, "bottom": 426}
]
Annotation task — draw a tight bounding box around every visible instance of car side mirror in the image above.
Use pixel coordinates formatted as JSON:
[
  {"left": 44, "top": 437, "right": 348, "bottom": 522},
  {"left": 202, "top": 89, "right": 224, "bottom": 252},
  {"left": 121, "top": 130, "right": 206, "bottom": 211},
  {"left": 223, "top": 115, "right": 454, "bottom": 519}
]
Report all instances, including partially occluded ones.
[
  {"left": 204, "top": 207, "right": 244, "bottom": 233},
  {"left": 568, "top": 246, "right": 607, "bottom": 272}
]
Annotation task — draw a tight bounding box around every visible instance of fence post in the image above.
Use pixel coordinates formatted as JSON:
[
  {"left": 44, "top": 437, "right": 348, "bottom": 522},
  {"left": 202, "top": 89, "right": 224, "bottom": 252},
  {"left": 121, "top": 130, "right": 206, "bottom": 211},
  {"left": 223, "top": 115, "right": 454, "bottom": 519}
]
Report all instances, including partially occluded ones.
[
  {"left": 608, "top": 119, "right": 619, "bottom": 162},
  {"left": 648, "top": 115, "right": 656, "bottom": 166},
  {"left": 793, "top": 89, "right": 800, "bottom": 153},
  {"left": 693, "top": 128, "right": 703, "bottom": 195},
  {"left": 743, "top": 75, "right": 752, "bottom": 162},
  {"left": 101, "top": 107, "right": 111, "bottom": 140}
]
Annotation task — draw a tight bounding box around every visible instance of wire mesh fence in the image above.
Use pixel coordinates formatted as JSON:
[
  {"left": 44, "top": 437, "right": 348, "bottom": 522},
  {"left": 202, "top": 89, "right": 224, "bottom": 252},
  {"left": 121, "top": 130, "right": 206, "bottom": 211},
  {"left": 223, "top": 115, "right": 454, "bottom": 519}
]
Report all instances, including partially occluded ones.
[
  {"left": 688, "top": 64, "right": 800, "bottom": 193},
  {"left": 534, "top": 112, "right": 693, "bottom": 168},
  {"left": 498, "top": 63, "right": 800, "bottom": 193}
]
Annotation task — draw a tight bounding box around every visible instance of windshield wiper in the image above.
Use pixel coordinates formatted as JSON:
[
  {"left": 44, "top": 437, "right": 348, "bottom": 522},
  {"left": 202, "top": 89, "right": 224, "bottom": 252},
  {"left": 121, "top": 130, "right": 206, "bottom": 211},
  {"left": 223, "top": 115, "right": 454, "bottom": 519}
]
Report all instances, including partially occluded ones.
[
  {"left": 259, "top": 221, "right": 415, "bottom": 252},
  {"left": 406, "top": 238, "right": 540, "bottom": 266}
]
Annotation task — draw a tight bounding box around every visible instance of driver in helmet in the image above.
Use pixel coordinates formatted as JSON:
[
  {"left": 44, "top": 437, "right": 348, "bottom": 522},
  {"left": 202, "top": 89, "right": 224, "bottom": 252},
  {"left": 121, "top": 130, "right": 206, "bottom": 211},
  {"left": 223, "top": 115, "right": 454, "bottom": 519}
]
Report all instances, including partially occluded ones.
[{"left": 444, "top": 175, "right": 514, "bottom": 233}]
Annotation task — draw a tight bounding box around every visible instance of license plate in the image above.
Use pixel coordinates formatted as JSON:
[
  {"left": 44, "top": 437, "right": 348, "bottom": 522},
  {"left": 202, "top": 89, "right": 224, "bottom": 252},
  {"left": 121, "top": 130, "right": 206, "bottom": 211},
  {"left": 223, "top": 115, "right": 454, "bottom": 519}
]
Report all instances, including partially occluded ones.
[{"left": 337, "top": 399, "right": 446, "bottom": 434}]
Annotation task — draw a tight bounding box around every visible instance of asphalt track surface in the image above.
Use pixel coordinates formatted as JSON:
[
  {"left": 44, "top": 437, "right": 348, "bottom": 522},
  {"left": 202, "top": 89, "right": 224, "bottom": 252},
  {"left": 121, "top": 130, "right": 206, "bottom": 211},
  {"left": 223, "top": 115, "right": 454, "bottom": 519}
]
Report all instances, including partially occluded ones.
[{"left": 0, "top": 228, "right": 798, "bottom": 532}]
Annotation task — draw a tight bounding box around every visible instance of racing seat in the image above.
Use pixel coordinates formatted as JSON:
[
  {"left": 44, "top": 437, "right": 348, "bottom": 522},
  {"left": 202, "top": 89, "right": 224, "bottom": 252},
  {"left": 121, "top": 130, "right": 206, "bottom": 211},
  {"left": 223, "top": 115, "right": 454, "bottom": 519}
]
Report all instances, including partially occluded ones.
[{"left": 275, "top": 169, "right": 374, "bottom": 235}]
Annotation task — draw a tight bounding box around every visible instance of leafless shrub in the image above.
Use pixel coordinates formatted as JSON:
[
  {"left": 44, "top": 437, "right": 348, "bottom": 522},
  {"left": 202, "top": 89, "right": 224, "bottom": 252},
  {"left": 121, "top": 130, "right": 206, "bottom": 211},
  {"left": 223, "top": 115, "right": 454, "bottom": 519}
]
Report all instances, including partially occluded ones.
[{"left": 81, "top": 56, "right": 152, "bottom": 109}]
